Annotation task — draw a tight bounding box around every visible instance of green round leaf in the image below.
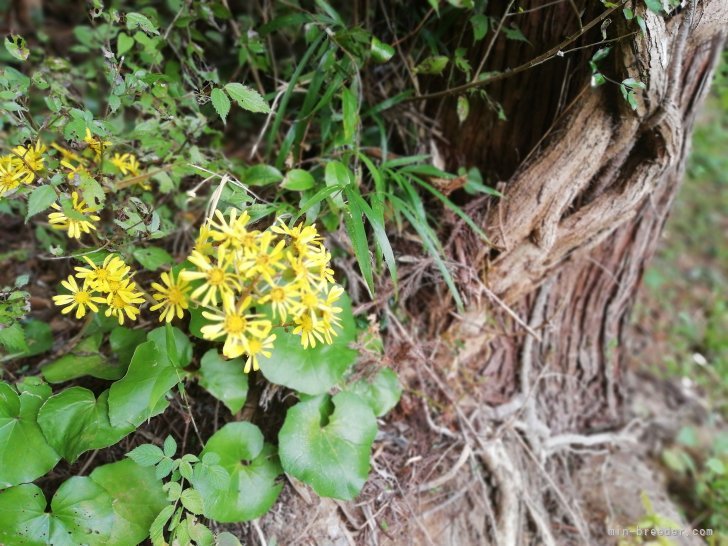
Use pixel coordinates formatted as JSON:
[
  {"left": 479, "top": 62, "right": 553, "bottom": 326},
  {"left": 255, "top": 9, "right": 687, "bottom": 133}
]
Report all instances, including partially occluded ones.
[
  {"left": 37, "top": 387, "right": 134, "bottom": 462},
  {"left": 192, "top": 422, "right": 282, "bottom": 523},
  {"left": 0, "top": 478, "right": 114, "bottom": 545},
  {"left": 108, "top": 341, "right": 181, "bottom": 428},
  {"left": 279, "top": 392, "right": 377, "bottom": 500},
  {"left": 132, "top": 247, "right": 173, "bottom": 271},
  {"left": 259, "top": 294, "right": 357, "bottom": 395},
  {"left": 148, "top": 325, "right": 193, "bottom": 368},
  {"left": 90, "top": 459, "right": 168, "bottom": 545},
  {"left": 282, "top": 169, "right": 315, "bottom": 191},
  {"left": 347, "top": 368, "right": 402, "bottom": 417},
  {"left": 198, "top": 349, "right": 249, "bottom": 413},
  {"left": 0, "top": 382, "right": 60, "bottom": 488}
]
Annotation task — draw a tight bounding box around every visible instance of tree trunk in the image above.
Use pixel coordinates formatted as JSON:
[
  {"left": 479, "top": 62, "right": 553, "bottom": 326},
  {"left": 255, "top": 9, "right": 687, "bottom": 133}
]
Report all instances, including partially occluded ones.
[{"left": 254, "top": 3, "right": 728, "bottom": 545}]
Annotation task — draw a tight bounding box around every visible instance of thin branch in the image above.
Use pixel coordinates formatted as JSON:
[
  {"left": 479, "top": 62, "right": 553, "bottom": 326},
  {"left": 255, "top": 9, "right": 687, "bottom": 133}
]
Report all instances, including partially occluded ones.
[{"left": 400, "top": 2, "right": 623, "bottom": 105}]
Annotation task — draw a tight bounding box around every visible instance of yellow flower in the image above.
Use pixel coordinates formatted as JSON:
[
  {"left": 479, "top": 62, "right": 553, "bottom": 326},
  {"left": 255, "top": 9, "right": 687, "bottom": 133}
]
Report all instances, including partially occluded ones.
[
  {"left": 272, "top": 221, "right": 323, "bottom": 257},
  {"left": 11, "top": 141, "right": 46, "bottom": 183},
  {"left": 193, "top": 224, "right": 216, "bottom": 256},
  {"left": 51, "top": 143, "right": 85, "bottom": 164},
  {"left": 150, "top": 270, "right": 191, "bottom": 322},
  {"left": 84, "top": 128, "right": 111, "bottom": 161},
  {"left": 48, "top": 192, "right": 101, "bottom": 239},
  {"left": 182, "top": 247, "right": 240, "bottom": 307},
  {"left": 319, "top": 285, "right": 344, "bottom": 343},
  {"left": 52, "top": 275, "right": 105, "bottom": 319},
  {"left": 105, "top": 279, "right": 145, "bottom": 325},
  {"left": 257, "top": 281, "right": 299, "bottom": 323},
  {"left": 286, "top": 253, "right": 326, "bottom": 290},
  {"left": 201, "top": 295, "right": 272, "bottom": 358},
  {"left": 60, "top": 159, "right": 90, "bottom": 182},
  {"left": 292, "top": 312, "right": 326, "bottom": 349},
  {"left": 244, "top": 334, "right": 276, "bottom": 373},
  {"left": 74, "top": 254, "right": 129, "bottom": 293},
  {"left": 110, "top": 153, "right": 140, "bottom": 176},
  {"left": 0, "top": 155, "right": 25, "bottom": 196},
  {"left": 208, "top": 209, "right": 258, "bottom": 252},
  {"left": 242, "top": 231, "right": 286, "bottom": 283}
]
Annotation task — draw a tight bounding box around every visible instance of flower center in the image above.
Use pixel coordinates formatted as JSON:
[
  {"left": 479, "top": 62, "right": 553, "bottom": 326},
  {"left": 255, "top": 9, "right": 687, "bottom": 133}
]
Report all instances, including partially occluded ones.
[
  {"left": 111, "top": 294, "right": 126, "bottom": 309},
  {"left": 299, "top": 315, "right": 313, "bottom": 332},
  {"left": 166, "top": 287, "right": 184, "bottom": 305},
  {"left": 270, "top": 288, "right": 285, "bottom": 302},
  {"left": 74, "top": 291, "right": 91, "bottom": 304},
  {"left": 224, "top": 314, "right": 247, "bottom": 335},
  {"left": 96, "top": 269, "right": 108, "bottom": 281},
  {"left": 301, "top": 293, "right": 318, "bottom": 308},
  {"left": 208, "top": 267, "right": 225, "bottom": 285},
  {"left": 248, "top": 339, "right": 262, "bottom": 353}
]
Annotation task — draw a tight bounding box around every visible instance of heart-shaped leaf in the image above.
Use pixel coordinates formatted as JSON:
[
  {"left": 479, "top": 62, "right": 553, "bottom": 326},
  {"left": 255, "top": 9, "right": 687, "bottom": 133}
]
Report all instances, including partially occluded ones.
[
  {"left": 259, "top": 294, "right": 357, "bottom": 394},
  {"left": 89, "top": 459, "right": 168, "bottom": 545},
  {"left": 0, "top": 381, "right": 60, "bottom": 488},
  {"left": 108, "top": 341, "right": 182, "bottom": 428},
  {"left": 37, "top": 387, "right": 134, "bottom": 462},
  {"left": 279, "top": 392, "right": 376, "bottom": 500},
  {"left": 0, "top": 478, "right": 114, "bottom": 545},
  {"left": 347, "top": 368, "right": 402, "bottom": 417},
  {"left": 198, "top": 349, "right": 249, "bottom": 413},
  {"left": 192, "top": 422, "right": 282, "bottom": 522},
  {"left": 147, "top": 325, "right": 193, "bottom": 368},
  {"left": 0, "top": 460, "right": 166, "bottom": 546}
]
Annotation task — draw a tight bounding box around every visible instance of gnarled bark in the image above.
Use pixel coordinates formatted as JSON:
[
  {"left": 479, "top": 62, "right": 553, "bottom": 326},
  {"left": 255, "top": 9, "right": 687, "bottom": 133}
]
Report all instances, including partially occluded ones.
[{"left": 253, "top": 3, "right": 728, "bottom": 545}]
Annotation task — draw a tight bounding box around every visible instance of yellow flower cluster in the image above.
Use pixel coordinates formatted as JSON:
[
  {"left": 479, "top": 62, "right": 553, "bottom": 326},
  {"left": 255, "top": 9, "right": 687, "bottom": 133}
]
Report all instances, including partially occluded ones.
[
  {"left": 52, "top": 254, "right": 145, "bottom": 324},
  {"left": 0, "top": 141, "right": 46, "bottom": 196},
  {"left": 48, "top": 191, "right": 101, "bottom": 239},
  {"left": 149, "top": 209, "right": 344, "bottom": 372}
]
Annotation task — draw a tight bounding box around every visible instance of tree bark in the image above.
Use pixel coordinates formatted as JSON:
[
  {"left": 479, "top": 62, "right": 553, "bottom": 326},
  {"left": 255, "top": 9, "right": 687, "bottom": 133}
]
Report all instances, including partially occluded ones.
[{"left": 254, "top": 3, "right": 728, "bottom": 545}]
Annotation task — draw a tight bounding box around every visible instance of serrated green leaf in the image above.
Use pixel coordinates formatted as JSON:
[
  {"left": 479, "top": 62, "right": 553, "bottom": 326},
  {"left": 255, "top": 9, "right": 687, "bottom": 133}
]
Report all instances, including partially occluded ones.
[
  {"left": 126, "top": 12, "right": 159, "bottom": 35},
  {"left": 26, "top": 185, "right": 57, "bottom": 220},
  {"left": 279, "top": 392, "right": 377, "bottom": 500},
  {"left": 211, "top": 88, "right": 231, "bottom": 124},
  {"left": 224, "top": 82, "right": 271, "bottom": 114},
  {"left": 127, "top": 443, "right": 165, "bottom": 467},
  {"left": 163, "top": 435, "right": 177, "bottom": 457},
  {"left": 180, "top": 489, "right": 204, "bottom": 515}
]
